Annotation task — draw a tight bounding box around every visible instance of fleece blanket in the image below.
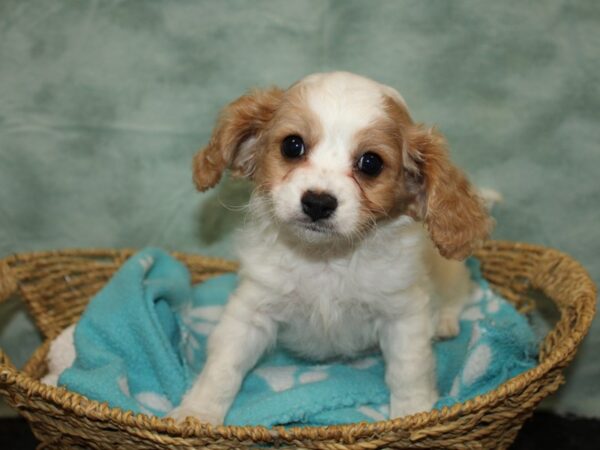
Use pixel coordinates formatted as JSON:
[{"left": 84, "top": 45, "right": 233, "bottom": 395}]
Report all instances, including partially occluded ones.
[{"left": 44, "top": 248, "right": 538, "bottom": 426}]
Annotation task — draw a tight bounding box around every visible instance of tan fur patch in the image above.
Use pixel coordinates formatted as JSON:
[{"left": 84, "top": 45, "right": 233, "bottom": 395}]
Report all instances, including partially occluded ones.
[
  {"left": 253, "top": 85, "right": 324, "bottom": 192},
  {"left": 350, "top": 102, "right": 416, "bottom": 224}
]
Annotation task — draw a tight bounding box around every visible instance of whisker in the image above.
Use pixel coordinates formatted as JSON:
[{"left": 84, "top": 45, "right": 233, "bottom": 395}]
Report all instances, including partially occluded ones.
[{"left": 217, "top": 198, "right": 252, "bottom": 212}]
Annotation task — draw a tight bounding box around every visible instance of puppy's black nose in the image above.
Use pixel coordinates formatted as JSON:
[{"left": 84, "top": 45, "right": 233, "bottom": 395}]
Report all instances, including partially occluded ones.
[{"left": 301, "top": 191, "right": 338, "bottom": 222}]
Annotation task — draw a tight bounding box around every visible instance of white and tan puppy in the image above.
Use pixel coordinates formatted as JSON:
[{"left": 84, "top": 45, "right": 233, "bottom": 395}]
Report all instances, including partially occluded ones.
[{"left": 169, "top": 72, "right": 492, "bottom": 424}]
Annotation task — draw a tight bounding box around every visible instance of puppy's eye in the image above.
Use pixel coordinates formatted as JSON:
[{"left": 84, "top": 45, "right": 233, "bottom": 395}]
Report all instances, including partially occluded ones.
[
  {"left": 356, "top": 152, "right": 383, "bottom": 177},
  {"left": 281, "top": 135, "right": 305, "bottom": 159}
]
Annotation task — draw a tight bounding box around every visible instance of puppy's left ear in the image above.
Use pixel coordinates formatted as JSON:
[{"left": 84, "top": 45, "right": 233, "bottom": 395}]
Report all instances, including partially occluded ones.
[
  {"left": 404, "top": 125, "right": 493, "bottom": 260},
  {"left": 193, "top": 87, "right": 284, "bottom": 191}
]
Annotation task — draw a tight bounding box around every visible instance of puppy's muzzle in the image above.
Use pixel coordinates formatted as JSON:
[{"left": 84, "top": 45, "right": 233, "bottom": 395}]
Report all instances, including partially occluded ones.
[{"left": 301, "top": 191, "right": 338, "bottom": 222}]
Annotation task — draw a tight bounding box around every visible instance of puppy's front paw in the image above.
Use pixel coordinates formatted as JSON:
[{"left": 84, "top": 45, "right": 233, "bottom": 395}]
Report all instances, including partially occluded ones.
[
  {"left": 390, "top": 392, "right": 437, "bottom": 418},
  {"left": 167, "top": 406, "right": 224, "bottom": 425},
  {"left": 435, "top": 314, "right": 460, "bottom": 339}
]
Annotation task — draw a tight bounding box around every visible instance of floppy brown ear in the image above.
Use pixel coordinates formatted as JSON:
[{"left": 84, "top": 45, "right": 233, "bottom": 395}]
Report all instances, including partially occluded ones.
[
  {"left": 404, "top": 125, "right": 493, "bottom": 260},
  {"left": 193, "top": 87, "right": 284, "bottom": 191}
]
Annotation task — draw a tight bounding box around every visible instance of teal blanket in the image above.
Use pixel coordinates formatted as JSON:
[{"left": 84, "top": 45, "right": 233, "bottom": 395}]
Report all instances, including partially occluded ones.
[{"left": 57, "top": 248, "right": 538, "bottom": 426}]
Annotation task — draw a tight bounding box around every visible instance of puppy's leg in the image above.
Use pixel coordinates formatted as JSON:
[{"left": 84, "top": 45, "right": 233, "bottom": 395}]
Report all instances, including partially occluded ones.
[
  {"left": 169, "top": 281, "right": 276, "bottom": 425},
  {"left": 428, "top": 246, "right": 473, "bottom": 339},
  {"left": 379, "top": 287, "right": 437, "bottom": 418}
]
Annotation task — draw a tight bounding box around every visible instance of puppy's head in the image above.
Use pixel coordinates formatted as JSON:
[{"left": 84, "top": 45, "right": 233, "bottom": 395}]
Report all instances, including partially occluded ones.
[{"left": 194, "top": 72, "right": 492, "bottom": 259}]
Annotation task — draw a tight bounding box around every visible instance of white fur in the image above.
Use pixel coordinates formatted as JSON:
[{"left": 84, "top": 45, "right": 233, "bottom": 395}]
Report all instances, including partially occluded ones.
[
  {"left": 169, "top": 72, "right": 474, "bottom": 424},
  {"left": 41, "top": 324, "right": 76, "bottom": 386}
]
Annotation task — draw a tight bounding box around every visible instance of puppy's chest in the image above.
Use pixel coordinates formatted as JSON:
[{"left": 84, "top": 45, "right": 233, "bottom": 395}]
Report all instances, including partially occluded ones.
[
  {"left": 282, "top": 259, "right": 388, "bottom": 306},
  {"left": 238, "top": 221, "right": 426, "bottom": 359},
  {"left": 263, "top": 254, "right": 417, "bottom": 359}
]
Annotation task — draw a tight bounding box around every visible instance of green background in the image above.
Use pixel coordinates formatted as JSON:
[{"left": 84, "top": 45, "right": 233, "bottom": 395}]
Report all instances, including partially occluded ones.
[{"left": 1, "top": 0, "right": 599, "bottom": 418}]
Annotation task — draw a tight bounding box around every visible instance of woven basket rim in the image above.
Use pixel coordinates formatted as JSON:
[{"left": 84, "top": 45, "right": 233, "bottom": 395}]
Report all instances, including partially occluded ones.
[{"left": 0, "top": 240, "right": 596, "bottom": 444}]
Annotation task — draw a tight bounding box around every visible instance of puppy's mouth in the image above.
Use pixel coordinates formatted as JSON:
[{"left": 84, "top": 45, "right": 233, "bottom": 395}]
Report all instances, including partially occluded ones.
[{"left": 292, "top": 220, "right": 336, "bottom": 235}]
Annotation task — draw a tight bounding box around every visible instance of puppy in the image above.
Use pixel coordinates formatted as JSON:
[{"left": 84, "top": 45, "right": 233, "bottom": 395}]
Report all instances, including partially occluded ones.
[{"left": 169, "top": 72, "right": 492, "bottom": 425}]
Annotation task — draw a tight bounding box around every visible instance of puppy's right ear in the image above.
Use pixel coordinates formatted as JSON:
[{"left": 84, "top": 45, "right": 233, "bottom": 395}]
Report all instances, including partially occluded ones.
[{"left": 193, "top": 87, "right": 284, "bottom": 191}]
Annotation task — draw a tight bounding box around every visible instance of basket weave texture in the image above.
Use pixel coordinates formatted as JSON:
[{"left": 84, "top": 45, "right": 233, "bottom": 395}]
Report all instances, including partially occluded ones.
[{"left": 0, "top": 241, "right": 596, "bottom": 449}]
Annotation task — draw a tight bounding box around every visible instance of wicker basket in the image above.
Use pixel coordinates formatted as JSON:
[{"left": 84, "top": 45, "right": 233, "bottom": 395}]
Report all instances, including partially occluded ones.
[{"left": 0, "top": 241, "right": 595, "bottom": 450}]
